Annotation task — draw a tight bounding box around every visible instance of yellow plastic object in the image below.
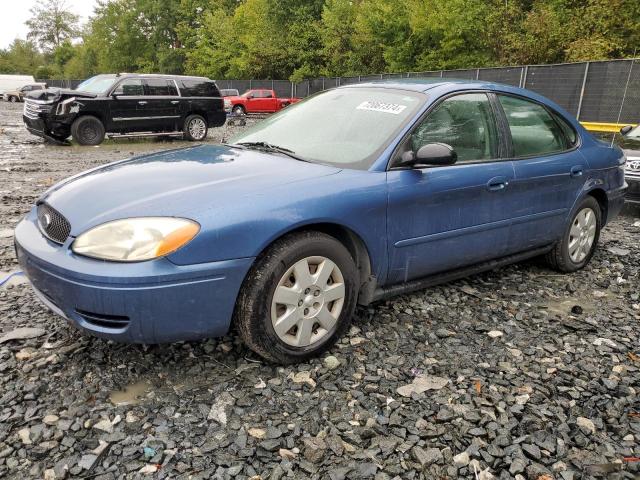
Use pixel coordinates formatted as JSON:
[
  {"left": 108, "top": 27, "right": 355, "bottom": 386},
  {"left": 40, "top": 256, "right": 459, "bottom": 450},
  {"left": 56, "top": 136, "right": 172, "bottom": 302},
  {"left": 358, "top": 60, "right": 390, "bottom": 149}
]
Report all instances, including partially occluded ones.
[{"left": 580, "top": 122, "right": 637, "bottom": 133}]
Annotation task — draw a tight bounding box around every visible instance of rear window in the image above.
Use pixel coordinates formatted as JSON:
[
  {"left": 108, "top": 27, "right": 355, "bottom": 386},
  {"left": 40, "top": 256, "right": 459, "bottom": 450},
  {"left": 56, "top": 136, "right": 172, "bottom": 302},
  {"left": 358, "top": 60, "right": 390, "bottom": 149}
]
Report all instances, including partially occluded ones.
[{"left": 179, "top": 79, "right": 220, "bottom": 97}]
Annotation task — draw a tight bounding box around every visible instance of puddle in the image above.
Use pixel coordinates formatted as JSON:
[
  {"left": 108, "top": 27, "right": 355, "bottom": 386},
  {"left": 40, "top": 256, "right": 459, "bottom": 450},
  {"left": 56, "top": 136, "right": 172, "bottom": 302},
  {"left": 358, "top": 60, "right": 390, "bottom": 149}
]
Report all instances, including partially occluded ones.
[
  {"left": 538, "top": 297, "right": 598, "bottom": 317},
  {"left": 109, "top": 380, "right": 152, "bottom": 406}
]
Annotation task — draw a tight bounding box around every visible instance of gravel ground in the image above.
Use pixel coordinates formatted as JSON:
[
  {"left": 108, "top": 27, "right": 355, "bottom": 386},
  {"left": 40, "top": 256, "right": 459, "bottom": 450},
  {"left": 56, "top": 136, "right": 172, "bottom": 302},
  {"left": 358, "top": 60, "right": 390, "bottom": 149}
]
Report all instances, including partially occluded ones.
[{"left": 0, "top": 101, "right": 639, "bottom": 480}]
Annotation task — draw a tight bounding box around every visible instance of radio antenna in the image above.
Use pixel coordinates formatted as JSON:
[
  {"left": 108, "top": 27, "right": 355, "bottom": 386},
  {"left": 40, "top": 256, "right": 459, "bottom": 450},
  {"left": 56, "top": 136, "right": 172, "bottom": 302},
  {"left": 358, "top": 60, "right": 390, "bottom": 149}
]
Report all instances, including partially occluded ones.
[{"left": 612, "top": 49, "right": 637, "bottom": 147}]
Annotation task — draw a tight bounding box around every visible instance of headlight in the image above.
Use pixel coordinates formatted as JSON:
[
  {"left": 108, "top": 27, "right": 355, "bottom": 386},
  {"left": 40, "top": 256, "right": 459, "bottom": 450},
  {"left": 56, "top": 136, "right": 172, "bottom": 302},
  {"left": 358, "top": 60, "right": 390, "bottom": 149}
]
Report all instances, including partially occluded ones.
[
  {"left": 55, "top": 97, "right": 77, "bottom": 116},
  {"left": 72, "top": 217, "right": 200, "bottom": 262}
]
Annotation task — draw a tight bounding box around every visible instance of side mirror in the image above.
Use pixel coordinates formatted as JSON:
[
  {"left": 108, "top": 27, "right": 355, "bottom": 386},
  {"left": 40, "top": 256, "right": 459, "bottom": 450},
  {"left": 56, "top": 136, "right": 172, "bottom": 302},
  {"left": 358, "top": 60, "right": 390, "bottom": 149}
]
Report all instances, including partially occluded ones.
[
  {"left": 394, "top": 143, "right": 457, "bottom": 168},
  {"left": 620, "top": 125, "right": 633, "bottom": 136}
]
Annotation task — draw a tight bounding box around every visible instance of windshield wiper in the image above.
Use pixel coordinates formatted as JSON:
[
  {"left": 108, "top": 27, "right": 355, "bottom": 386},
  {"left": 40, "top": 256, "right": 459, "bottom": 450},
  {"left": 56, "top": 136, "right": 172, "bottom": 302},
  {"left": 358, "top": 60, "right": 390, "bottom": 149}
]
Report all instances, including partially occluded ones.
[{"left": 232, "top": 141, "right": 310, "bottom": 162}]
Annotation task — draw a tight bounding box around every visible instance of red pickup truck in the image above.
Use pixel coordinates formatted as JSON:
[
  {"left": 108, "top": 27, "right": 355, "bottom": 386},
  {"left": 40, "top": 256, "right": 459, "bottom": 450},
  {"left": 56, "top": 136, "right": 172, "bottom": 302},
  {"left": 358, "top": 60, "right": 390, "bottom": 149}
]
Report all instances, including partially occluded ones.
[{"left": 226, "top": 89, "right": 300, "bottom": 114}]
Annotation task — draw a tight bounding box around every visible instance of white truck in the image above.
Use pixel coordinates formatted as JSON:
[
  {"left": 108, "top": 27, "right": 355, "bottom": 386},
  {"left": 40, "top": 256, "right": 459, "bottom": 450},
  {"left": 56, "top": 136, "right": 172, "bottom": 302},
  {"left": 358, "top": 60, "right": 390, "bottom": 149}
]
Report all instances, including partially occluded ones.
[{"left": 0, "top": 74, "right": 37, "bottom": 97}]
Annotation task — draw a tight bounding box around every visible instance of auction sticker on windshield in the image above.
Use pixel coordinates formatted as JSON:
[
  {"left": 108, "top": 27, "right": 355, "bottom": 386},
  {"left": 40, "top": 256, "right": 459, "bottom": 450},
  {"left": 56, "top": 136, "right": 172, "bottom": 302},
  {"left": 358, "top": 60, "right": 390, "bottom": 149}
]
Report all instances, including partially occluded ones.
[{"left": 356, "top": 101, "right": 407, "bottom": 115}]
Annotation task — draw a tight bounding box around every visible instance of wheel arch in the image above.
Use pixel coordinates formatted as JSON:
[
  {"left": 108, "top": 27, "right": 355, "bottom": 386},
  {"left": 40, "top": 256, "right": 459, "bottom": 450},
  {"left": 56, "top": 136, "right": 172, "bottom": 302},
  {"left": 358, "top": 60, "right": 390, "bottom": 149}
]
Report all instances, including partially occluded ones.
[
  {"left": 585, "top": 188, "right": 608, "bottom": 224},
  {"left": 249, "top": 222, "right": 374, "bottom": 301}
]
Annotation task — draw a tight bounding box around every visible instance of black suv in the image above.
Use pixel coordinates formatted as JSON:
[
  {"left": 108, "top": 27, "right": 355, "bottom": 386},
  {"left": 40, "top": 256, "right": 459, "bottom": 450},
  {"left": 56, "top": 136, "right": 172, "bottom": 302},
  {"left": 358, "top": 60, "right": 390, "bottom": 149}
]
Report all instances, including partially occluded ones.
[{"left": 23, "top": 74, "right": 226, "bottom": 145}]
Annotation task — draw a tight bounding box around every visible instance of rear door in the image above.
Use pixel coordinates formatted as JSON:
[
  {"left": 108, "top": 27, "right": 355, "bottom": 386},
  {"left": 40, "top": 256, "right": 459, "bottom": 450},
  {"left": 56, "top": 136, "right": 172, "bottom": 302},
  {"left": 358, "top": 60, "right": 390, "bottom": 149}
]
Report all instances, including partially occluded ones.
[
  {"left": 495, "top": 94, "right": 587, "bottom": 253},
  {"left": 142, "top": 78, "right": 182, "bottom": 131},
  {"left": 386, "top": 92, "right": 516, "bottom": 283},
  {"left": 109, "top": 78, "right": 149, "bottom": 132}
]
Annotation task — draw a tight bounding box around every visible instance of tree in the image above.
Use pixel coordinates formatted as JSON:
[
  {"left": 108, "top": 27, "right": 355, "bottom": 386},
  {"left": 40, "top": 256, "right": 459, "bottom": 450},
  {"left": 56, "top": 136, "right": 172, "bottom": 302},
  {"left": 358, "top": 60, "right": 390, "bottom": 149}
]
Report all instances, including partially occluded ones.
[
  {"left": 26, "top": 0, "right": 80, "bottom": 51},
  {"left": 0, "top": 39, "right": 44, "bottom": 75}
]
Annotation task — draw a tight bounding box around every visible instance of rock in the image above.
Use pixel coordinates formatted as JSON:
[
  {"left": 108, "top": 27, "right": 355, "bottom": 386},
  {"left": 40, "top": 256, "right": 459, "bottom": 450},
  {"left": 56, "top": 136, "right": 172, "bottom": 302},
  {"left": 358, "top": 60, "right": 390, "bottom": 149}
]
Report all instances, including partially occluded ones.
[
  {"left": 139, "top": 464, "right": 159, "bottom": 474},
  {"left": 93, "top": 419, "right": 114, "bottom": 434},
  {"left": 522, "top": 443, "right": 541, "bottom": 460},
  {"left": 78, "top": 454, "right": 98, "bottom": 470},
  {"left": 323, "top": 355, "right": 341, "bottom": 370},
  {"left": 248, "top": 428, "right": 266, "bottom": 439},
  {"left": 592, "top": 338, "right": 616, "bottom": 347},
  {"left": 303, "top": 437, "right": 326, "bottom": 463},
  {"left": 207, "top": 392, "right": 235, "bottom": 425},
  {"left": 453, "top": 451, "right": 470, "bottom": 467},
  {"left": 509, "top": 457, "right": 527, "bottom": 475},
  {"left": 0, "top": 327, "right": 46, "bottom": 343},
  {"left": 397, "top": 375, "right": 448, "bottom": 397},
  {"left": 576, "top": 417, "right": 596, "bottom": 435},
  {"left": 43, "top": 415, "right": 59, "bottom": 425},
  {"left": 18, "top": 428, "right": 32, "bottom": 445},
  {"left": 15, "top": 348, "right": 36, "bottom": 361},
  {"left": 607, "top": 246, "right": 629, "bottom": 256},
  {"left": 487, "top": 330, "right": 503, "bottom": 338},
  {"left": 412, "top": 446, "right": 442, "bottom": 466},
  {"left": 279, "top": 448, "right": 297, "bottom": 460},
  {"left": 292, "top": 371, "right": 316, "bottom": 388}
]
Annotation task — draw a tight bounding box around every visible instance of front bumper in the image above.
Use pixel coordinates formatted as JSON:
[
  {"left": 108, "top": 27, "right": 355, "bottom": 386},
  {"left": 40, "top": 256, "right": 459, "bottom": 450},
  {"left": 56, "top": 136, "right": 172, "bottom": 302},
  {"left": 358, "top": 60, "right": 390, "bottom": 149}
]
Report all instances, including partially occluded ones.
[
  {"left": 14, "top": 209, "right": 254, "bottom": 344},
  {"left": 626, "top": 175, "right": 640, "bottom": 204}
]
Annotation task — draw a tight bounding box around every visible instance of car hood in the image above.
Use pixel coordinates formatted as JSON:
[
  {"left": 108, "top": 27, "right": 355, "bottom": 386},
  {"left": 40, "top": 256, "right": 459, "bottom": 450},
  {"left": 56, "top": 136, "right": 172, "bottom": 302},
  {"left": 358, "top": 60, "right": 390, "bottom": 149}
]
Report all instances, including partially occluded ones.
[
  {"left": 26, "top": 88, "right": 96, "bottom": 102},
  {"left": 41, "top": 144, "right": 341, "bottom": 236}
]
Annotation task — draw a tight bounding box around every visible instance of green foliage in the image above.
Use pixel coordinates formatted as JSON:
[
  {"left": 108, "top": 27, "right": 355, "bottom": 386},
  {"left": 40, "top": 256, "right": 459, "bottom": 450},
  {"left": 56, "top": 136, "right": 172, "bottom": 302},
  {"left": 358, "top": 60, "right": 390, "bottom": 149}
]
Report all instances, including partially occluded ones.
[
  {"left": 1, "top": 0, "right": 638, "bottom": 80},
  {"left": 26, "top": 0, "right": 80, "bottom": 52}
]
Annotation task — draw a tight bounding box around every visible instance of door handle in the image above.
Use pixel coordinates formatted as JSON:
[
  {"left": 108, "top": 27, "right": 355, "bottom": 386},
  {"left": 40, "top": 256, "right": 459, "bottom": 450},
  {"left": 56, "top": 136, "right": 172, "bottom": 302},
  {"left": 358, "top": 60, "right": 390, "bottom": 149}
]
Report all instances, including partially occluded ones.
[
  {"left": 138, "top": 101, "right": 147, "bottom": 105},
  {"left": 570, "top": 165, "right": 584, "bottom": 177},
  {"left": 171, "top": 100, "right": 180, "bottom": 104},
  {"left": 486, "top": 176, "right": 509, "bottom": 192}
]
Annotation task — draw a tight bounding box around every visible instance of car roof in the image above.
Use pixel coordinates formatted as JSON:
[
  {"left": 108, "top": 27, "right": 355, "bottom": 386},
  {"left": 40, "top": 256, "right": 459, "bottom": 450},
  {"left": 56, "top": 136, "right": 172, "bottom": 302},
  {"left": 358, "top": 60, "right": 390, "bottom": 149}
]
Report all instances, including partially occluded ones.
[
  {"left": 339, "top": 78, "right": 515, "bottom": 93},
  {"left": 118, "top": 73, "right": 212, "bottom": 81}
]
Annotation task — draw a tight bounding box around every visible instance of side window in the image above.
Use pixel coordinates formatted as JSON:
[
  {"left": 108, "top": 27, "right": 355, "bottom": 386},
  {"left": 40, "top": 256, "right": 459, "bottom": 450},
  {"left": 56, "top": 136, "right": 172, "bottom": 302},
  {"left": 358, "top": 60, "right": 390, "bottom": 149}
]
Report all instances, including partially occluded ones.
[
  {"left": 263, "top": 90, "right": 273, "bottom": 98},
  {"left": 145, "top": 79, "right": 177, "bottom": 96},
  {"left": 409, "top": 93, "right": 498, "bottom": 163},
  {"left": 179, "top": 79, "right": 219, "bottom": 97},
  {"left": 498, "top": 95, "right": 568, "bottom": 157},
  {"left": 113, "top": 79, "right": 144, "bottom": 96}
]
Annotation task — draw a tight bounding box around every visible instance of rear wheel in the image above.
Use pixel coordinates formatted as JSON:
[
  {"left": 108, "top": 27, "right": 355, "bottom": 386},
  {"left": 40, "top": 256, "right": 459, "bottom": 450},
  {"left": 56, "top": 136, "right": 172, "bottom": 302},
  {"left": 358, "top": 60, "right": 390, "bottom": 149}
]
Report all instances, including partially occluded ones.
[
  {"left": 183, "top": 114, "right": 208, "bottom": 141},
  {"left": 71, "top": 116, "right": 105, "bottom": 146},
  {"left": 545, "top": 196, "right": 601, "bottom": 272},
  {"left": 235, "top": 231, "right": 358, "bottom": 364}
]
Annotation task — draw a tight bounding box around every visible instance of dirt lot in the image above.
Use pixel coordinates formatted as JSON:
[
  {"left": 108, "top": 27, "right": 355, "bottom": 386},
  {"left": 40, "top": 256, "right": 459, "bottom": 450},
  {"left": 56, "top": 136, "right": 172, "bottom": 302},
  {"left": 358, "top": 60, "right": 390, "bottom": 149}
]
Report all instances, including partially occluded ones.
[{"left": 0, "top": 101, "right": 639, "bottom": 479}]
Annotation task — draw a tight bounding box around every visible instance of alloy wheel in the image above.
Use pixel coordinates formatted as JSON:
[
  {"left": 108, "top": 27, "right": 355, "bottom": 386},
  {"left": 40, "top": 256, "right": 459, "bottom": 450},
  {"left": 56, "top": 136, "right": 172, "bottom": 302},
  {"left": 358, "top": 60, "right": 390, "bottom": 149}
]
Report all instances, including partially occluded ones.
[
  {"left": 568, "top": 207, "right": 596, "bottom": 263},
  {"left": 270, "top": 256, "right": 345, "bottom": 347},
  {"left": 188, "top": 117, "right": 206, "bottom": 140}
]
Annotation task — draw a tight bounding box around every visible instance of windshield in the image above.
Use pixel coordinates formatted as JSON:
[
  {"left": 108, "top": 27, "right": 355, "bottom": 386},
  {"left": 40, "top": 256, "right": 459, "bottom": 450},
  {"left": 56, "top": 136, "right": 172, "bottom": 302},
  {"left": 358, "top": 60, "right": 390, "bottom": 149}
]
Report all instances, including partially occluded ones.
[
  {"left": 75, "top": 74, "right": 117, "bottom": 94},
  {"left": 230, "top": 87, "right": 425, "bottom": 169}
]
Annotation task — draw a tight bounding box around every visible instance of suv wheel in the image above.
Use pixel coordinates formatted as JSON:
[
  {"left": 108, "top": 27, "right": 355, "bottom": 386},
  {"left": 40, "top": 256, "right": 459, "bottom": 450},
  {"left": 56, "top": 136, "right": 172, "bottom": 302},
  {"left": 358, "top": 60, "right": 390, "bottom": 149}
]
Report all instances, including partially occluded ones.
[
  {"left": 71, "top": 116, "right": 105, "bottom": 146},
  {"left": 545, "top": 196, "right": 601, "bottom": 272},
  {"left": 235, "top": 231, "right": 358, "bottom": 364},
  {"left": 183, "top": 114, "right": 208, "bottom": 141}
]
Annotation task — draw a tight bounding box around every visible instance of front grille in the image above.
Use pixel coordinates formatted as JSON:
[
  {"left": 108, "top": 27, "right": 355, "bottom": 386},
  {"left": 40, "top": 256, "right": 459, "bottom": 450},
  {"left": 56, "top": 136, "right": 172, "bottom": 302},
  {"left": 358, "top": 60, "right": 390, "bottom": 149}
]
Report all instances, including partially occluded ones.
[
  {"left": 76, "top": 309, "right": 130, "bottom": 330},
  {"left": 24, "top": 99, "right": 53, "bottom": 120},
  {"left": 37, "top": 203, "right": 71, "bottom": 244}
]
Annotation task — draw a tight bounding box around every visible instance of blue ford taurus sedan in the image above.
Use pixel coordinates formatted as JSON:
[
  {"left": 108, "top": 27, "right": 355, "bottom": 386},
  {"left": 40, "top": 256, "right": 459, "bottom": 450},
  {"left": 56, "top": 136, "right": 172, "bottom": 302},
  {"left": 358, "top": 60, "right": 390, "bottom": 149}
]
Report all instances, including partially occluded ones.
[{"left": 14, "top": 80, "right": 627, "bottom": 363}]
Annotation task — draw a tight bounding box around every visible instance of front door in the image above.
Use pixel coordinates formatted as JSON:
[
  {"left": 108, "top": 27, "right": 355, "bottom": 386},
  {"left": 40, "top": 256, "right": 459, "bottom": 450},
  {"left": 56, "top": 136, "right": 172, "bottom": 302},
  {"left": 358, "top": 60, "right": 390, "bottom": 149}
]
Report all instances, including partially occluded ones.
[
  {"left": 495, "top": 94, "right": 589, "bottom": 252},
  {"left": 109, "top": 78, "right": 149, "bottom": 132},
  {"left": 386, "top": 92, "right": 516, "bottom": 284}
]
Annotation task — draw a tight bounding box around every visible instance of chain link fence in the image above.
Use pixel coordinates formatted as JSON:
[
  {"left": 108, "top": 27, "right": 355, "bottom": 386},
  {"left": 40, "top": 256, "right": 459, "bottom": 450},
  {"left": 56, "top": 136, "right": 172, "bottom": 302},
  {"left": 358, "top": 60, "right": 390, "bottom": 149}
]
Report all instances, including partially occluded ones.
[{"left": 40, "top": 58, "right": 639, "bottom": 123}]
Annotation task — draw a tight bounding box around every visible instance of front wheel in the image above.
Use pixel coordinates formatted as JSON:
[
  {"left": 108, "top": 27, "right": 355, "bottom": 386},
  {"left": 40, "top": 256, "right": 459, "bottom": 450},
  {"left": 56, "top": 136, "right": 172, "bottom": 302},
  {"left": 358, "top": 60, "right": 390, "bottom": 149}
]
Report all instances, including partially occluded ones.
[
  {"left": 183, "top": 114, "right": 208, "bottom": 141},
  {"left": 545, "top": 196, "right": 601, "bottom": 272},
  {"left": 71, "top": 116, "right": 105, "bottom": 146},
  {"left": 232, "top": 105, "right": 245, "bottom": 115},
  {"left": 235, "top": 231, "right": 358, "bottom": 364},
  {"left": 9, "top": 96, "right": 17, "bottom": 103}
]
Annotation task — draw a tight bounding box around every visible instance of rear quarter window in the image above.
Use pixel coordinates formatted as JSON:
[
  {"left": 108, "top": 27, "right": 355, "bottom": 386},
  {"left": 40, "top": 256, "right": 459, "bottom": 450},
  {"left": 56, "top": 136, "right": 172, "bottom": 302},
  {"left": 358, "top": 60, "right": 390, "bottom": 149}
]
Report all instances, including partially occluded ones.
[{"left": 179, "top": 79, "right": 220, "bottom": 98}]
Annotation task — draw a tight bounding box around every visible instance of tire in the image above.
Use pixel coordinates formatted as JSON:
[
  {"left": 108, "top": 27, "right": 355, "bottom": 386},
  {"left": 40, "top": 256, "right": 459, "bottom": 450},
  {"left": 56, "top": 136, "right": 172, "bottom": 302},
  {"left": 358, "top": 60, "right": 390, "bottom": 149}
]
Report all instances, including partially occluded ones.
[
  {"left": 545, "top": 196, "right": 601, "bottom": 273},
  {"left": 183, "top": 114, "right": 208, "bottom": 141},
  {"left": 71, "top": 116, "right": 105, "bottom": 146},
  {"left": 235, "top": 231, "right": 358, "bottom": 364},
  {"left": 9, "top": 96, "right": 17, "bottom": 103},
  {"left": 232, "top": 105, "right": 245, "bottom": 115}
]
